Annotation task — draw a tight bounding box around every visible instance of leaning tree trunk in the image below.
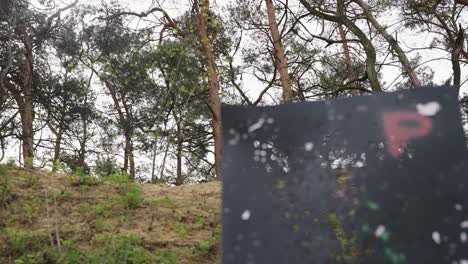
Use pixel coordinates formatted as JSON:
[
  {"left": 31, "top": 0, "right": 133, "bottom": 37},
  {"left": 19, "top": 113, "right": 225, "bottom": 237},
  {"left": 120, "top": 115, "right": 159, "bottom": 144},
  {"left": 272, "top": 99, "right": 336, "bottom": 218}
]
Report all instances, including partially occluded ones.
[
  {"left": 338, "top": 25, "right": 360, "bottom": 95},
  {"left": 195, "top": 0, "right": 222, "bottom": 179},
  {"left": 354, "top": 0, "right": 421, "bottom": 88},
  {"left": 298, "top": 0, "right": 382, "bottom": 92},
  {"left": 265, "top": 0, "right": 293, "bottom": 101}
]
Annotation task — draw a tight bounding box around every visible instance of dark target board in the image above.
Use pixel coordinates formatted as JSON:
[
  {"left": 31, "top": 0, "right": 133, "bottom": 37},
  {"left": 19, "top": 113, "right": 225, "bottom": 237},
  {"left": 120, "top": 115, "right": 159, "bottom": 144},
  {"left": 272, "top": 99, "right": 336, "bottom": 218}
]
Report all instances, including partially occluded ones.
[{"left": 221, "top": 86, "right": 468, "bottom": 264}]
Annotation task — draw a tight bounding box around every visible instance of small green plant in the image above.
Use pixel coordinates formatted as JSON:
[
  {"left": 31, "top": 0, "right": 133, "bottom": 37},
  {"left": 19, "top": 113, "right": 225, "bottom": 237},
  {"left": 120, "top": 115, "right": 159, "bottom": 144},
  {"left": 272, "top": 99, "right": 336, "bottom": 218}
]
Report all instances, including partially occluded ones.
[
  {"left": 24, "top": 204, "right": 34, "bottom": 225},
  {"left": 93, "top": 217, "right": 106, "bottom": 233},
  {"left": 192, "top": 234, "right": 220, "bottom": 256},
  {"left": 198, "top": 240, "right": 210, "bottom": 252},
  {"left": 157, "top": 196, "right": 176, "bottom": 209},
  {"left": 196, "top": 216, "right": 206, "bottom": 226},
  {"left": 120, "top": 183, "right": 144, "bottom": 210},
  {"left": 0, "top": 167, "right": 12, "bottom": 206},
  {"left": 174, "top": 222, "right": 188, "bottom": 237}
]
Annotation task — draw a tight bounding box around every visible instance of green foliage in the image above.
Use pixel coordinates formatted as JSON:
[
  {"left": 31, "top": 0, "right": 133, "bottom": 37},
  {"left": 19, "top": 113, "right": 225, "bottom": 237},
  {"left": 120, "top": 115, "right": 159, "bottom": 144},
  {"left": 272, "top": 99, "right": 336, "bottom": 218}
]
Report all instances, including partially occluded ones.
[
  {"left": 319, "top": 56, "right": 367, "bottom": 95},
  {"left": 106, "top": 170, "right": 130, "bottom": 185},
  {"left": 93, "top": 157, "right": 121, "bottom": 178},
  {"left": 70, "top": 169, "right": 100, "bottom": 186},
  {"left": 19, "top": 172, "right": 39, "bottom": 188},
  {"left": 0, "top": 228, "right": 45, "bottom": 263}
]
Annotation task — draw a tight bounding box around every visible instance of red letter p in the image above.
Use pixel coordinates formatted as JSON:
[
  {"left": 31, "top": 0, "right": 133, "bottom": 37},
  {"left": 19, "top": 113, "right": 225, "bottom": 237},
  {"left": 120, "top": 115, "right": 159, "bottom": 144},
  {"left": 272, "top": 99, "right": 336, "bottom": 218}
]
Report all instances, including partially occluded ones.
[{"left": 383, "top": 112, "right": 432, "bottom": 158}]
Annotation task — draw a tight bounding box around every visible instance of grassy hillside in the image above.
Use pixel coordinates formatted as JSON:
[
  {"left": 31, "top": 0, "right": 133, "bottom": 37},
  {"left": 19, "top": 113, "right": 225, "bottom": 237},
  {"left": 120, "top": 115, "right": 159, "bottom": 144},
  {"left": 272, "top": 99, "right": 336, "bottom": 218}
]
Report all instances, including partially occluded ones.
[{"left": 0, "top": 164, "right": 221, "bottom": 263}]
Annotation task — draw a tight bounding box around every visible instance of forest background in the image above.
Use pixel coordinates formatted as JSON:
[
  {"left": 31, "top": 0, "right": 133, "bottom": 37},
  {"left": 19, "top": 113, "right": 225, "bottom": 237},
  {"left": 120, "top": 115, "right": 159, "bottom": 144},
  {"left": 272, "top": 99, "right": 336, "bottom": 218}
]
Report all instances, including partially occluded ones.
[{"left": 1, "top": 0, "right": 467, "bottom": 184}]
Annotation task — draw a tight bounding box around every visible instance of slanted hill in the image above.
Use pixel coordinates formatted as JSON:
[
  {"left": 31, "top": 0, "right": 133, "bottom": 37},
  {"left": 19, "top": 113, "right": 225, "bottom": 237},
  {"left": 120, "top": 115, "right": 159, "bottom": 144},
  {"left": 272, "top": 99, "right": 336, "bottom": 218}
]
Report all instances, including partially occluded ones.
[{"left": 0, "top": 165, "right": 222, "bottom": 264}]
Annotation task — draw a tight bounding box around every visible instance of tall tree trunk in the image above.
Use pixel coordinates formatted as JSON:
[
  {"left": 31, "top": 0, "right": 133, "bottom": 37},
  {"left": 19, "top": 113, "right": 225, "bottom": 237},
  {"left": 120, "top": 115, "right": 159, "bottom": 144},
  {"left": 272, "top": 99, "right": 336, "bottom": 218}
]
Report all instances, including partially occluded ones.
[
  {"left": 120, "top": 96, "right": 135, "bottom": 180},
  {"left": 175, "top": 121, "right": 183, "bottom": 186},
  {"left": 129, "top": 140, "right": 135, "bottom": 181},
  {"left": 123, "top": 136, "right": 129, "bottom": 173},
  {"left": 265, "top": 0, "right": 293, "bottom": 101},
  {"left": 21, "top": 30, "right": 34, "bottom": 168},
  {"left": 195, "top": 0, "right": 222, "bottom": 179},
  {"left": 354, "top": 0, "right": 421, "bottom": 88},
  {"left": 159, "top": 136, "right": 170, "bottom": 181},
  {"left": 452, "top": 25, "right": 464, "bottom": 93},
  {"left": 338, "top": 25, "right": 360, "bottom": 95},
  {"left": 123, "top": 134, "right": 135, "bottom": 180},
  {"left": 20, "top": 106, "right": 34, "bottom": 168},
  {"left": 52, "top": 128, "right": 63, "bottom": 172},
  {"left": 78, "top": 72, "right": 93, "bottom": 170},
  {"left": 78, "top": 138, "right": 86, "bottom": 168},
  {"left": 78, "top": 109, "right": 88, "bottom": 169},
  {"left": 150, "top": 135, "right": 158, "bottom": 183}
]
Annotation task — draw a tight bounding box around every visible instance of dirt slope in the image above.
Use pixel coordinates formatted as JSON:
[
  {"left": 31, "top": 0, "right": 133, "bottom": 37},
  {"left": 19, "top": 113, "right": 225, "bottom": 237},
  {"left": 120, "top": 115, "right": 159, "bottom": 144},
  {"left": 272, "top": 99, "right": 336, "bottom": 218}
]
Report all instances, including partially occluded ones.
[{"left": 0, "top": 166, "right": 222, "bottom": 263}]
